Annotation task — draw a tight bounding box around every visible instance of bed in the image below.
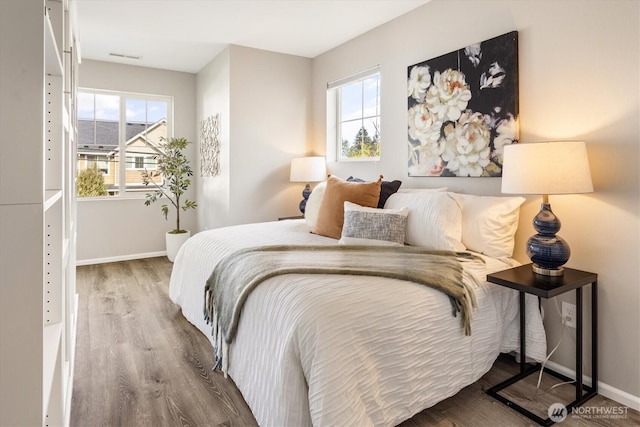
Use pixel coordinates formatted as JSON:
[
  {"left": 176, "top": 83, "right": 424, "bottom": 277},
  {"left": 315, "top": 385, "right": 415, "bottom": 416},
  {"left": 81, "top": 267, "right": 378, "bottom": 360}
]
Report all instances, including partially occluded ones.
[{"left": 169, "top": 183, "right": 547, "bottom": 427}]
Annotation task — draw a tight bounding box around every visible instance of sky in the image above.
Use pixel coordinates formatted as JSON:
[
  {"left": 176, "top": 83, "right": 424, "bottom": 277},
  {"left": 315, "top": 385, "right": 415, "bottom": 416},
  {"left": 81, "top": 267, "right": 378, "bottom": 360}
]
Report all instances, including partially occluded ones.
[
  {"left": 77, "top": 92, "right": 167, "bottom": 123},
  {"left": 340, "top": 75, "right": 380, "bottom": 146}
]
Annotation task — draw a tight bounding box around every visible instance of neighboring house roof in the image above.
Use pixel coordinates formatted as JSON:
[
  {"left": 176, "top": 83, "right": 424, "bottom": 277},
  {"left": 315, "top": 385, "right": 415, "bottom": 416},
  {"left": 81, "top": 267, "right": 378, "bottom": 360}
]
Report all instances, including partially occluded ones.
[
  {"left": 77, "top": 118, "right": 166, "bottom": 156},
  {"left": 121, "top": 118, "right": 166, "bottom": 153},
  {"left": 77, "top": 120, "right": 117, "bottom": 155}
]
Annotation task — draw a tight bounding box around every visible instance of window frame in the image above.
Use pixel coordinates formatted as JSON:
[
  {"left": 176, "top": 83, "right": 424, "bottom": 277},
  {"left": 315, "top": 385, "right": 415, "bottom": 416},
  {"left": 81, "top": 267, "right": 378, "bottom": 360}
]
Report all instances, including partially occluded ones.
[
  {"left": 76, "top": 88, "right": 173, "bottom": 199},
  {"left": 327, "top": 66, "right": 381, "bottom": 162},
  {"left": 84, "top": 154, "right": 110, "bottom": 175},
  {"left": 126, "top": 155, "right": 145, "bottom": 170}
]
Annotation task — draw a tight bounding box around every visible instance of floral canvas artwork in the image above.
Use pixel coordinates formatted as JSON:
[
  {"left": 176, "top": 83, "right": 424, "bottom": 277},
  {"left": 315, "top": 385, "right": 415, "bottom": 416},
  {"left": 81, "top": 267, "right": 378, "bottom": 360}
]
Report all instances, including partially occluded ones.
[{"left": 407, "top": 31, "right": 518, "bottom": 177}]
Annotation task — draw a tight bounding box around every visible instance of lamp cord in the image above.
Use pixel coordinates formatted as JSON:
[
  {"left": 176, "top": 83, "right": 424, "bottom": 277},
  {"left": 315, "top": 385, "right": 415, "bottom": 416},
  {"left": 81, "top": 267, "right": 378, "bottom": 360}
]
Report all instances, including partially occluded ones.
[{"left": 534, "top": 299, "right": 583, "bottom": 396}]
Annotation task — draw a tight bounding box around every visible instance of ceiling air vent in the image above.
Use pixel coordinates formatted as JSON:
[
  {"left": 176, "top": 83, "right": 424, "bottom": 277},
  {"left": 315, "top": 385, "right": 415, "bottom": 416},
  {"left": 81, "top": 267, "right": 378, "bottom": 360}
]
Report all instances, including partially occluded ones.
[{"left": 109, "top": 53, "right": 142, "bottom": 60}]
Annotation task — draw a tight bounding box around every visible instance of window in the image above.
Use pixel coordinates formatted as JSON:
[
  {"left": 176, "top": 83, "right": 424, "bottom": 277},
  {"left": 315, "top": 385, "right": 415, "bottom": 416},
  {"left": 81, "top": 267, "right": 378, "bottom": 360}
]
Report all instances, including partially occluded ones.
[
  {"left": 84, "top": 155, "right": 109, "bottom": 175},
  {"left": 327, "top": 66, "right": 381, "bottom": 161},
  {"left": 130, "top": 156, "right": 145, "bottom": 170},
  {"left": 76, "top": 89, "right": 171, "bottom": 197},
  {"left": 126, "top": 156, "right": 157, "bottom": 170}
]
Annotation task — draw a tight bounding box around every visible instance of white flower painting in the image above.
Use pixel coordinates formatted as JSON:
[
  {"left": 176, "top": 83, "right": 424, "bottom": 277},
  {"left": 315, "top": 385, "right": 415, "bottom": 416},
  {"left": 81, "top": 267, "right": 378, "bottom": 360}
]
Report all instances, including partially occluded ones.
[{"left": 408, "top": 31, "right": 519, "bottom": 177}]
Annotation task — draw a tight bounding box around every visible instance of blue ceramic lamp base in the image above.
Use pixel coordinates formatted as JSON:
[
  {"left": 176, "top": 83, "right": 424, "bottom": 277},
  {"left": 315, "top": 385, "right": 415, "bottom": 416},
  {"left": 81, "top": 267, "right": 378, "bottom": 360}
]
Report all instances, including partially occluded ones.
[
  {"left": 298, "top": 183, "right": 312, "bottom": 215},
  {"left": 526, "top": 201, "right": 570, "bottom": 276}
]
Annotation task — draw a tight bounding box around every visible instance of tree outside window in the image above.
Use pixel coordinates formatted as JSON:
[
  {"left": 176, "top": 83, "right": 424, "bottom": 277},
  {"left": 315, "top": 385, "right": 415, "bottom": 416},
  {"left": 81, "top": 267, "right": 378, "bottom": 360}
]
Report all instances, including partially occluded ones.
[{"left": 332, "top": 69, "right": 381, "bottom": 161}]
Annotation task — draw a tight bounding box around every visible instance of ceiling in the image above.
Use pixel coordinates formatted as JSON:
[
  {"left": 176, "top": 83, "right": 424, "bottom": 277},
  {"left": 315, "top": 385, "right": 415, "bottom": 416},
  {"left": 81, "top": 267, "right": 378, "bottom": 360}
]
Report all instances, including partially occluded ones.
[{"left": 74, "top": 0, "right": 430, "bottom": 73}]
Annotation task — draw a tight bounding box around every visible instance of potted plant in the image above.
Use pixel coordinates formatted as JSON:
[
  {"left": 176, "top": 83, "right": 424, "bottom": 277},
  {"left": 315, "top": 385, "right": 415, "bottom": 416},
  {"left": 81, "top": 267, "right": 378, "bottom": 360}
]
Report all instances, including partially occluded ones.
[{"left": 142, "top": 137, "right": 197, "bottom": 262}]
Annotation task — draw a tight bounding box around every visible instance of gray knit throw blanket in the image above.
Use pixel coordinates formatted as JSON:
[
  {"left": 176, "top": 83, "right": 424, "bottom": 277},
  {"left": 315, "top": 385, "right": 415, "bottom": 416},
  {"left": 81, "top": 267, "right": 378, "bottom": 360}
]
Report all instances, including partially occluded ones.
[{"left": 204, "top": 245, "right": 482, "bottom": 372}]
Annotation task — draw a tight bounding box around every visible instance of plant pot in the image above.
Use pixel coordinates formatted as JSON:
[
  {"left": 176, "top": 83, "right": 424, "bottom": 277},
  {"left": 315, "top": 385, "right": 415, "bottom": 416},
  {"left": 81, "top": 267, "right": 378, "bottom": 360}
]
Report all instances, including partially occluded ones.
[{"left": 166, "top": 230, "right": 190, "bottom": 262}]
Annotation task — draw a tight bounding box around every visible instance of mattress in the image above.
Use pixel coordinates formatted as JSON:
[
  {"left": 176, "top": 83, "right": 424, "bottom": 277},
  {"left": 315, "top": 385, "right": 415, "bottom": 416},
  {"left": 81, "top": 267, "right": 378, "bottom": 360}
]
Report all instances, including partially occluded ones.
[{"left": 169, "top": 219, "right": 546, "bottom": 426}]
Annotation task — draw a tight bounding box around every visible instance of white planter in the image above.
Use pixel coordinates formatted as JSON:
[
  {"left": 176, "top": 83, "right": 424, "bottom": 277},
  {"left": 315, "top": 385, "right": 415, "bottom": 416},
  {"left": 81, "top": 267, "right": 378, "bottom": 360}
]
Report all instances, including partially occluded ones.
[{"left": 166, "top": 230, "right": 190, "bottom": 262}]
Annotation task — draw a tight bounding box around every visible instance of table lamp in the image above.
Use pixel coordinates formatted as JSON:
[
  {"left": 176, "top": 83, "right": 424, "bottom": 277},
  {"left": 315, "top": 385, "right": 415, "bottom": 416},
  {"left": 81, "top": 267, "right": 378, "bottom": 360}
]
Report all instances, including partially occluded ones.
[
  {"left": 290, "top": 156, "right": 326, "bottom": 214},
  {"left": 501, "top": 141, "right": 593, "bottom": 276}
]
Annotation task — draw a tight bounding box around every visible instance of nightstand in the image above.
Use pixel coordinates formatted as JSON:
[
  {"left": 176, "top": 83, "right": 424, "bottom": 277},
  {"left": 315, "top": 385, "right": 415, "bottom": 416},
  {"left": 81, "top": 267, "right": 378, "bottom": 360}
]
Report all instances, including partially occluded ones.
[
  {"left": 486, "top": 264, "right": 598, "bottom": 426},
  {"left": 278, "top": 215, "right": 304, "bottom": 221}
]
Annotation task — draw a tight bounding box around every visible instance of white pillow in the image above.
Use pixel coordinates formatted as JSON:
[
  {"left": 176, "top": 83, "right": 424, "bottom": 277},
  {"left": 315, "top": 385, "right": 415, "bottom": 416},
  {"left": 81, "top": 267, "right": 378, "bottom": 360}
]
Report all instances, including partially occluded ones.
[
  {"left": 339, "top": 201, "right": 409, "bottom": 246},
  {"left": 397, "top": 187, "right": 447, "bottom": 193},
  {"left": 304, "top": 181, "right": 326, "bottom": 229},
  {"left": 384, "top": 192, "right": 464, "bottom": 251},
  {"left": 454, "top": 193, "right": 525, "bottom": 258}
]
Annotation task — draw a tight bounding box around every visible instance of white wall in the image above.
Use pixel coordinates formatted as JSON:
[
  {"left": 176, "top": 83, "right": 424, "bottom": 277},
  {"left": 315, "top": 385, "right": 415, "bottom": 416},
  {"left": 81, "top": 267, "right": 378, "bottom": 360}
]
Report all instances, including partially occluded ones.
[
  {"left": 196, "top": 47, "right": 232, "bottom": 229},
  {"left": 311, "top": 0, "right": 639, "bottom": 404},
  {"left": 196, "top": 45, "right": 312, "bottom": 231},
  {"left": 76, "top": 60, "right": 197, "bottom": 263}
]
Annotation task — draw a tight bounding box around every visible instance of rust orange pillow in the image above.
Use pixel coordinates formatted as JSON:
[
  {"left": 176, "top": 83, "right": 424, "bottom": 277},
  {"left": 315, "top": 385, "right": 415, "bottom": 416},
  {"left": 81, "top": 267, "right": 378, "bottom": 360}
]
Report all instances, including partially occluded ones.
[{"left": 314, "top": 175, "right": 382, "bottom": 239}]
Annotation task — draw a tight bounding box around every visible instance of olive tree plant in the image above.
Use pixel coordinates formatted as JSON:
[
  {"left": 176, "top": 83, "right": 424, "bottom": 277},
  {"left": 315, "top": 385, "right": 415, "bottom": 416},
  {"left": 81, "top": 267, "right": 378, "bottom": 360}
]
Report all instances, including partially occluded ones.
[
  {"left": 77, "top": 164, "right": 108, "bottom": 197},
  {"left": 142, "top": 137, "right": 197, "bottom": 233}
]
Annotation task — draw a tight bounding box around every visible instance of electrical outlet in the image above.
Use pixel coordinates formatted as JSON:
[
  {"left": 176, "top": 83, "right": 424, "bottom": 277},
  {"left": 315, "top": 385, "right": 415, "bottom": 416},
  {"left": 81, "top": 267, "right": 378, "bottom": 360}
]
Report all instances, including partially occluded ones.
[{"left": 562, "top": 302, "right": 577, "bottom": 328}]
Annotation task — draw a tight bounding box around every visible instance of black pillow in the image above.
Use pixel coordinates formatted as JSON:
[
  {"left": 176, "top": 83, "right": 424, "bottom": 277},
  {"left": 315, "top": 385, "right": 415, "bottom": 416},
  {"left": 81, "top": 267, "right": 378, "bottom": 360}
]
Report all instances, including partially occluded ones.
[{"left": 347, "top": 176, "right": 402, "bottom": 208}]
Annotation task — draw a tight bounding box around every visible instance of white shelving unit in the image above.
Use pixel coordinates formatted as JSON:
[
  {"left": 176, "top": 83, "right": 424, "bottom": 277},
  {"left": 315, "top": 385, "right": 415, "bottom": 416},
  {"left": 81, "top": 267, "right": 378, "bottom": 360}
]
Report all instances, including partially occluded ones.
[{"left": 0, "top": 1, "right": 79, "bottom": 425}]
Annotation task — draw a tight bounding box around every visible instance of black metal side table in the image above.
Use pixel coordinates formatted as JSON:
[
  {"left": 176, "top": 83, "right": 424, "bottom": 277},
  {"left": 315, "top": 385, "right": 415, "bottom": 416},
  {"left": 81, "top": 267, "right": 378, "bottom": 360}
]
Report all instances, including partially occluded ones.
[
  {"left": 486, "top": 264, "right": 598, "bottom": 426},
  {"left": 278, "top": 215, "right": 304, "bottom": 221}
]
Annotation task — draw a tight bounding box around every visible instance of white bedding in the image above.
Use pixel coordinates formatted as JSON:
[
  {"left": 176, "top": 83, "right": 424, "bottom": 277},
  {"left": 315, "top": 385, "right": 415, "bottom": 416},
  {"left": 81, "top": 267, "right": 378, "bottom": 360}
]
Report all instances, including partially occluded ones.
[{"left": 169, "top": 219, "right": 546, "bottom": 426}]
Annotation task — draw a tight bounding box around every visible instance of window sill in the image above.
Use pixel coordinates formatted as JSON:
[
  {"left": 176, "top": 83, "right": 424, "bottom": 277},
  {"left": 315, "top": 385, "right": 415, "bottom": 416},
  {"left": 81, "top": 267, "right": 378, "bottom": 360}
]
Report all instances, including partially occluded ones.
[
  {"left": 335, "top": 157, "right": 381, "bottom": 163},
  {"left": 77, "top": 195, "right": 148, "bottom": 202}
]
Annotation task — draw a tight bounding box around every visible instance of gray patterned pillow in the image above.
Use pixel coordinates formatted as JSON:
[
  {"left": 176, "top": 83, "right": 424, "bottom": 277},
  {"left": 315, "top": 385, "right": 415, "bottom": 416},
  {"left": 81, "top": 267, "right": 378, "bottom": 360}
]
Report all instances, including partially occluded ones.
[{"left": 339, "top": 201, "right": 409, "bottom": 246}]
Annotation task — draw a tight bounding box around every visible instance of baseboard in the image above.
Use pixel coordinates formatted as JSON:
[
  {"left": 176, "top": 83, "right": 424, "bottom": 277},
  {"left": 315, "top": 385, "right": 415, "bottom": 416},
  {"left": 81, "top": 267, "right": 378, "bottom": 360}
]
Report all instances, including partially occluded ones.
[
  {"left": 76, "top": 251, "right": 167, "bottom": 266},
  {"left": 545, "top": 360, "right": 640, "bottom": 411}
]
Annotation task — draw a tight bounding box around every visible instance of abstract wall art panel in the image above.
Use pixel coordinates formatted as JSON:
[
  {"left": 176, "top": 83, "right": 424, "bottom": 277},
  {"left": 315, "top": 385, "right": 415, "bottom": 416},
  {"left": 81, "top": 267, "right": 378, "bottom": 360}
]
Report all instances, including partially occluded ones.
[{"left": 200, "top": 114, "right": 221, "bottom": 177}]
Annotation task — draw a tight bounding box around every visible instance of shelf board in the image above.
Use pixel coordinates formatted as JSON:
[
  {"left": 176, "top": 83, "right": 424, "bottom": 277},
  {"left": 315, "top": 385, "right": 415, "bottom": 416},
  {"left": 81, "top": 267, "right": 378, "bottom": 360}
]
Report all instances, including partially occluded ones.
[
  {"left": 43, "top": 322, "right": 63, "bottom": 418},
  {"left": 63, "top": 106, "right": 70, "bottom": 132},
  {"left": 44, "top": 190, "right": 62, "bottom": 211},
  {"left": 73, "top": 293, "right": 79, "bottom": 330},
  {"left": 44, "top": 11, "right": 63, "bottom": 76},
  {"left": 63, "top": 293, "right": 79, "bottom": 427},
  {"left": 63, "top": 237, "right": 70, "bottom": 265},
  {"left": 66, "top": 293, "right": 79, "bottom": 366}
]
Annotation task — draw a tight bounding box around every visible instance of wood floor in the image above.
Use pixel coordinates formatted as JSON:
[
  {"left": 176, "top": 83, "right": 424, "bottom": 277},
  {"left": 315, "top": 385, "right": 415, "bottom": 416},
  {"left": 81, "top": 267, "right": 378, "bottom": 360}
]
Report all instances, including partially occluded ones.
[{"left": 71, "top": 257, "right": 639, "bottom": 427}]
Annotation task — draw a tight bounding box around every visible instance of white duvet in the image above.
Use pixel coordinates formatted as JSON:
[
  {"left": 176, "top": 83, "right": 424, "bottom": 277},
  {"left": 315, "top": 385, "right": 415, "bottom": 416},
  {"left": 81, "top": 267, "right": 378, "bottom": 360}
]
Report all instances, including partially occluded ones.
[{"left": 169, "top": 220, "right": 546, "bottom": 426}]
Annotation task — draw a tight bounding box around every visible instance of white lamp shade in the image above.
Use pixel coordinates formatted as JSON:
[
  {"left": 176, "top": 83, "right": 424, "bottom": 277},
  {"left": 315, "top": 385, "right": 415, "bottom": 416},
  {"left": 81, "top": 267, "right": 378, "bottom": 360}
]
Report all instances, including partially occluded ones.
[
  {"left": 501, "top": 142, "right": 593, "bottom": 195},
  {"left": 290, "top": 156, "right": 327, "bottom": 182}
]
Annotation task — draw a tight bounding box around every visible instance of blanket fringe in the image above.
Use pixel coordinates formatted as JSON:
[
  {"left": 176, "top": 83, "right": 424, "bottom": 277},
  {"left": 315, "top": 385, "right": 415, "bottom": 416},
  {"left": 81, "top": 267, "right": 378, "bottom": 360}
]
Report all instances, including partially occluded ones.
[
  {"left": 460, "top": 268, "right": 482, "bottom": 336},
  {"left": 205, "top": 288, "right": 230, "bottom": 376}
]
